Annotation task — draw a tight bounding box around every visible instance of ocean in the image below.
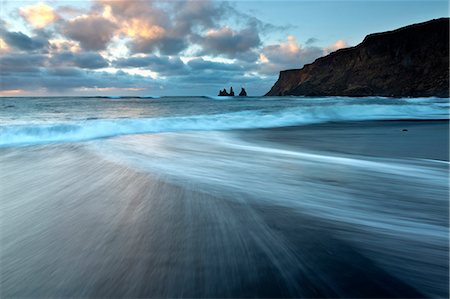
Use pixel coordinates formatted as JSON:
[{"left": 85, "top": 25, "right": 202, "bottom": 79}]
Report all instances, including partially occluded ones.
[{"left": 1, "top": 96, "right": 449, "bottom": 297}]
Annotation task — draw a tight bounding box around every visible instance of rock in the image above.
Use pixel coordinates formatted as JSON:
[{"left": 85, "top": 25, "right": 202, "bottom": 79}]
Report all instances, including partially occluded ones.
[
  {"left": 229, "top": 87, "right": 235, "bottom": 96},
  {"left": 239, "top": 88, "right": 247, "bottom": 96},
  {"left": 265, "top": 18, "right": 449, "bottom": 97},
  {"left": 218, "top": 88, "right": 229, "bottom": 96},
  {"left": 402, "top": 129, "right": 408, "bottom": 132}
]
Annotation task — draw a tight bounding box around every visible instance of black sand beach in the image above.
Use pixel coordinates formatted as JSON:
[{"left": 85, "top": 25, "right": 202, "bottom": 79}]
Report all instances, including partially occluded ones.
[
  {"left": 1, "top": 120, "right": 448, "bottom": 298},
  {"left": 239, "top": 120, "right": 449, "bottom": 161}
]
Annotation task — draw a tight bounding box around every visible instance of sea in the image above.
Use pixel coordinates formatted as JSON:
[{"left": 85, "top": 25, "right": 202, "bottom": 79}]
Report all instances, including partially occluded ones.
[{"left": 1, "top": 96, "right": 449, "bottom": 298}]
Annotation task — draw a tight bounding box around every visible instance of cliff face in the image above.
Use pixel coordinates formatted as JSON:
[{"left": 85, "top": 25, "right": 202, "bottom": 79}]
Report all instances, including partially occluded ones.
[{"left": 265, "top": 18, "right": 449, "bottom": 97}]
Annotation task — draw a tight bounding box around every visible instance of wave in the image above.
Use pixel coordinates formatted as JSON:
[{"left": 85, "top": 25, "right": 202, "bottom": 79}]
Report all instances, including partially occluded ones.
[{"left": 1, "top": 103, "right": 448, "bottom": 147}]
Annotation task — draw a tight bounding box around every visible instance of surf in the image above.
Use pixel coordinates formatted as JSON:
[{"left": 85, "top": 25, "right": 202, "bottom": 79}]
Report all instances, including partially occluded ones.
[{"left": 0, "top": 97, "right": 448, "bottom": 147}]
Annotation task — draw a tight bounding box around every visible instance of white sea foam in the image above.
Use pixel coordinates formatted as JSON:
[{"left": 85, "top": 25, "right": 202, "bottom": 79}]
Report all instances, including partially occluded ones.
[{"left": 0, "top": 102, "right": 447, "bottom": 147}]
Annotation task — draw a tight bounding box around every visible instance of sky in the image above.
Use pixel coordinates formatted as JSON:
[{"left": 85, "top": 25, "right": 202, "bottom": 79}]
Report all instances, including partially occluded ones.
[{"left": 0, "top": 0, "right": 448, "bottom": 96}]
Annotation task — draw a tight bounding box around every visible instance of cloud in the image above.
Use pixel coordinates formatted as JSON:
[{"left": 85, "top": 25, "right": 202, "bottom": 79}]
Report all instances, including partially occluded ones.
[
  {"left": 324, "top": 39, "right": 349, "bottom": 54},
  {"left": 0, "top": 53, "right": 46, "bottom": 74},
  {"left": 114, "top": 55, "right": 187, "bottom": 75},
  {"left": 0, "top": 38, "right": 9, "bottom": 53},
  {"left": 0, "top": 29, "right": 47, "bottom": 51},
  {"left": 130, "top": 36, "right": 187, "bottom": 55},
  {"left": 171, "top": 0, "right": 225, "bottom": 35},
  {"left": 2, "top": 0, "right": 328, "bottom": 95},
  {"left": 98, "top": 0, "right": 175, "bottom": 54},
  {"left": 49, "top": 39, "right": 80, "bottom": 52},
  {"left": 1, "top": 66, "right": 155, "bottom": 93},
  {"left": 257, "top": 36, "right": 322, "bottom": 74},
  {"left": 257, "top": 36, "right": 348, "bottom": 75},
  {"left": 46, "top": 67, "right": 84, "bottom": 77},
  {"left": 73, "top": 52, "right": 109, "bottom": 69},
  {"left": 305, "top": 37, "right": 319, "bottom": 45},
  {"left": 187, "top": 58, "right": 244, "bottom": 72},
  {"left": 20, "top": 2, "right": 56, "bottom": 29},
  {"left": 50, "top": 51, "right": 109, "bottom": 69},
  {"left": 114, "top": 55, "right": 245, "bottom": 75},
  {"left": 198, "top": 26, "right": 261, "bottom": 58},
  {"left": 62, "top": 15, "right": 117, "bottom": 50},
  {"left": 95, "top": 0, "right": 270, "bottom": 57}
]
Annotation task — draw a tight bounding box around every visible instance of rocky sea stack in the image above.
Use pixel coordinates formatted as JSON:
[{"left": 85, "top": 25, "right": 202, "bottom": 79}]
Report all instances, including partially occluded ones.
[
  {"left": 218, "top": 87, "right": 247, "bottom": 96},
  {"left": 265, "top": 18, "right": 449, "bottom": 97},
  {"left": 239, "top": 88, "right": 247, "bottom": 96}
]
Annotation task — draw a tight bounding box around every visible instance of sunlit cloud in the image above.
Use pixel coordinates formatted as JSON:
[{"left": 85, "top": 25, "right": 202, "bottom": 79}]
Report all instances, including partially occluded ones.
[
  {"left": 0, "top": 38, "right": 9, "bottom": 53},
  {"left": 258, "top": 35, "right": 325, "bottom": 75},
  {"left": 259, "top": 53, "right": 269, "bottom": 64},
  {"left": 20, "top": 2, "right": 56, "bottom": 29},
  {"left": 123, "top": 19, "right": 166, "bottom": 39},
  {"left": 49, "top": 39, "right": 81, "bottom": 53},
  {"left": 324, "top": 39, "right": 349, "bottom": 54}
]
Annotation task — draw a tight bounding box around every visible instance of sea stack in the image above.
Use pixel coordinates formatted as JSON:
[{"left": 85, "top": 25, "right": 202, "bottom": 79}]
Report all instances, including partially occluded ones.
[
  {"left": 229, "top": 87, "right": 235, "bottom": 96},
  {"left": 218, "top": 88, "right": 229, "bottom": 96},
  {"left": 265, "top": 18, "right": 449, "bottom": 97},
  {"left": 239, "top": 88, "right": 247, "bottom": 96}
]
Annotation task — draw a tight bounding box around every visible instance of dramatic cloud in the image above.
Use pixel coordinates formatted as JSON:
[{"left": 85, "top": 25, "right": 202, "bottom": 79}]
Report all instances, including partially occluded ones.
[
  {"left": 98, "top": 1, "right": 175, "bottom": 54},
  {"left": 1, "top": 0, "right": 350, "bottom": 95},
  {"left": 62, "top": 15, "right": 117, "bottom": 51},
  {"left": 20, "top": 2, "right": 56, "bottom": 29},
  {"left": 96, "top": 0, "right": 262, "bottom": 56}
]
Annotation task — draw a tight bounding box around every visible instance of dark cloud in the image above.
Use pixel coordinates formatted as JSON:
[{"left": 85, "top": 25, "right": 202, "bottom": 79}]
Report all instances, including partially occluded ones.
[
  {"left": 171, "top": 0, "right": 225, "bottom": 35},
  {"left": 130, "top": 36, "right": 188, "bottom": 56},
  {"left": 114, "top": 55, "right": 187, "bottom": 75},
  {"left": 62, "top": 15, "right": 117, "bottom": 50},
  {"left": 1, "top": 66, "right": 154, "bottom": 92},
  {"left": 46, "top": 67, "right": 84, "bottom": 77},
  {"left": 0, "top": 30, "right": 47, "bottom": 51},
  {"left": 0, "top": 53, "right": 46, "bottom": 73},
  {"left": 73, "top": 52, "right": 109, "bottom": 69},
  {"left": 197, "top": 26, "right": 261, "bottom": 58},
  {"left": 305, "top": 37, "right": 319, "bottom": 45},
  {"left": 187, "top": 58, "right": 244, "bottom": 72},
  {"left": 50, "top": 51, "right": 109, "bottom": 69},
  {"left": 114, "top": 55, "right": 246, "bottom": 75}
]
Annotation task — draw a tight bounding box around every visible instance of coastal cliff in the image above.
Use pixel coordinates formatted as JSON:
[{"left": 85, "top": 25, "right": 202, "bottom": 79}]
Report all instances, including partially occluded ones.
[{"left": 265, "top": 18, "right": 449, "bottom": 97}]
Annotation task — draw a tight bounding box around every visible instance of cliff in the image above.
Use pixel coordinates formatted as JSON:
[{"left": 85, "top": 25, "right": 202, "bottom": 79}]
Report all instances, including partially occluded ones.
[{"left": 265, "top": 18, "right": 449, "bottom": 97}]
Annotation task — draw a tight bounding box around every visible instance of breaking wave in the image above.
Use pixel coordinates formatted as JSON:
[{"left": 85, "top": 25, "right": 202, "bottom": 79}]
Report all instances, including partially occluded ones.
[{"left": 1, "top": 102, "right": 448, "bottom": 147}]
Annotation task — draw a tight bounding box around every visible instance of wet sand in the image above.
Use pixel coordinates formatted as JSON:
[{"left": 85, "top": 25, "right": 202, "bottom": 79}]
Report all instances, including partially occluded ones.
[
  {"left": 237, "top": 120, "right": 449, "bottom": 161},
  {"left": 1, "top": 120, "right": 448, "bottom": 298}
]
